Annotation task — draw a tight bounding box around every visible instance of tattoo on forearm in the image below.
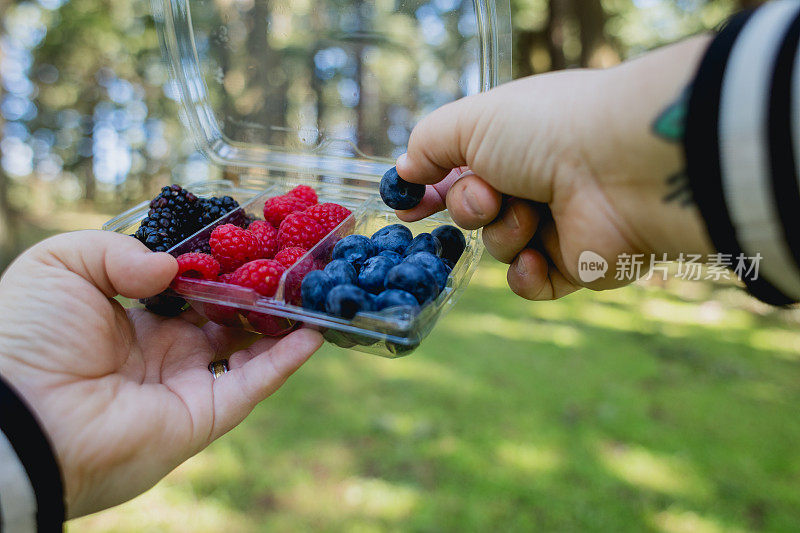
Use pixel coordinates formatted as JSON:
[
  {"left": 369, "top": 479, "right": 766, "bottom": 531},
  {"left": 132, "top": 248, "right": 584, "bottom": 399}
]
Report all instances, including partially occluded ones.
[{"left": 652, "top": 87, "right": 692, "bottom": 207}]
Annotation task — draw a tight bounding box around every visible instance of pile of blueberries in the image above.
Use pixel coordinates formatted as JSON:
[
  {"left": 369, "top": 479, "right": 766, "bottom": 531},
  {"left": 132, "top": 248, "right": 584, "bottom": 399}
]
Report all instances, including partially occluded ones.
[{"left": 301, "top": 223, "right": 466, "bottom": 319}]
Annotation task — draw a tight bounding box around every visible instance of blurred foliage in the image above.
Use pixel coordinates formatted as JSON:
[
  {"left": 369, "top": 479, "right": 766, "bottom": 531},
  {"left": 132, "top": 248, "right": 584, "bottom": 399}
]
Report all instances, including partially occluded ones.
[
  {"left": 72, "top": 259, "right": 800, "bottom": 532},
  {"left": 0, "top": 0, "right": 749, "bottom": 267}
]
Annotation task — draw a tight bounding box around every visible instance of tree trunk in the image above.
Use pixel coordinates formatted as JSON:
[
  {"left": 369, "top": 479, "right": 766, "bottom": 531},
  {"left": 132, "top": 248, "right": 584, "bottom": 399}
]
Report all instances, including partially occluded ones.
[
  {"left": 247, "top": 0, "right": 287, "bottom": 146},
  {"left": 573, "top": 0, "right": 614, "bottom": 68},
  {"left": 515, "top": 29, "right": 537, "bottom": 77},
  {"left": 546, "top": 0, "right": 568, "bottom": 71}
]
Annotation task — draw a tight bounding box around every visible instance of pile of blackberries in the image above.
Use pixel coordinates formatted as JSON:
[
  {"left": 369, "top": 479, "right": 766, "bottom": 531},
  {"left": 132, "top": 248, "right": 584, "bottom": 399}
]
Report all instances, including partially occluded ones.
[{"left": 133, "top": 185, "right": 242, "bottom": 252}]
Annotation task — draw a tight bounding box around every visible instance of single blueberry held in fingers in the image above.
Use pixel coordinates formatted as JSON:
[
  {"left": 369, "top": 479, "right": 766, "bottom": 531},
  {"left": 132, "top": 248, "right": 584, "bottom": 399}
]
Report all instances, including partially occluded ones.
[
  {"left": 404, "top": 251, "right": 449, "bottom": 292},
  {"left": 357, "top": 255, "right": 395, "bottom": 294},
  {"left": 332, "top": 234, "right": 376, "bottom": 270},
  {"left": 385, "top": 262, "right": 439, "bottom": 304},
  {"left": 378, "top": 250, "right": 403, "bottom": 265},
  {"left": 431, "top": 224, "right": 466, "bottom": 265},
  {"left": 323, "top": 259, "right": 358, "bottom": 285},
  {"left": 380, "top": 167, "right": 426, "bottom": 210},
  {"left": 374, "top": 289, "right": 420, "bottom": 312},
  {"left": 371, "top": 224, "right": 413, "bottom": 254},
  {"left": 405, "top": 232, "right": 442, "bottom": 257},
  {"left": 300, "top": 270, "right": 336, "bottom": 311},
  {"left": 325, "top": 284, "right": 374, "bottom": 319}
]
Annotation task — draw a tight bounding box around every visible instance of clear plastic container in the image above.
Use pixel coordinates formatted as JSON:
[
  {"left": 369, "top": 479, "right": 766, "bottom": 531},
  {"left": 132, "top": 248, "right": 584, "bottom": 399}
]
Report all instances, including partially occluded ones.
[{"left": 103, "top": 0, "right": 511, "bottom": 356}]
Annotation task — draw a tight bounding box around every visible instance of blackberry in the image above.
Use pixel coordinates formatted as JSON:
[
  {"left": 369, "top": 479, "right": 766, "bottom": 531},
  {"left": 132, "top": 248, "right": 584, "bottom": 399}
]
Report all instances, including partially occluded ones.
[
  {"left": 134, "top": 210, "right": 183, "bottom": 252},
  {"left": 134, "top": 185, "right": 203, "bottom": 252},
  {"left": 198, "top": 196, "right": 240, "bottom": 227},
  {"left": 191, "top": 240, "right": 213, "bottom": 255}
]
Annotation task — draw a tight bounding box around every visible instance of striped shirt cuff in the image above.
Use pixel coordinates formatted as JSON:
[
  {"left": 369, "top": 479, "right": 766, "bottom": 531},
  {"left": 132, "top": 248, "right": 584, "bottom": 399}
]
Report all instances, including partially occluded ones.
[
  {"left": 685, "top": 0, "right": 800, "bottom": 305},
  {"left": 0, "top": 375, "right": 65, "bottom": 532}
]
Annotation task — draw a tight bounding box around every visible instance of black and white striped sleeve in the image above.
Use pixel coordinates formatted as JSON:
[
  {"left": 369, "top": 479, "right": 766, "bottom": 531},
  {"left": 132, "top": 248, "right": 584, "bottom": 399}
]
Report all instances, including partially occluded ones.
[
  {"left": 0, "top": 376, "right": 65, "bottom": 531},
  {"left": 685, "top": 0, "right": 800, "bottom": 305}
]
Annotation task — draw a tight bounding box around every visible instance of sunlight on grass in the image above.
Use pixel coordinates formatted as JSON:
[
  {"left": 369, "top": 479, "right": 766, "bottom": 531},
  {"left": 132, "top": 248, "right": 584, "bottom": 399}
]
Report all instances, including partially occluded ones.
[
  {"left": 494, "top": 441, "right": 562, "bottom": 474},
  {"left": 642, "top": 299, "right": 753, "bottom": 330},
  {"left": 443, "top": 312, "right": 583, "bottom": 347},
  {"left": 363, "top": 356, "right": 479, "bottom": 394},
  {"left": 596, "top": 441, "right": 712, "bottom": 499},
  {"left": 749, "top": 328, "right": 800, "bottom": 358},
  {"left": 69, "top": 482, "right": 257, "bottom": 533},
  {"left": 342, "top": 477, "right": 420, "bottom": 519},
  {"left": 649, "top": 506, "right": 746, "bottom": 533},
  {"left": 280, "top": 477, "right": 420, "bottom": 521},
  {"left": 470, "top": 261, "right": 512, "bottom": 290},
  {"left": 169, "top": 446, "right": 247, "bottom": 486}
]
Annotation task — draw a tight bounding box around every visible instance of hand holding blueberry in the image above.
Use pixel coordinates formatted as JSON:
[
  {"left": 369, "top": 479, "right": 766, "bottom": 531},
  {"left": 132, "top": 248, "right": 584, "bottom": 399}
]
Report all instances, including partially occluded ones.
[{"left": 393, "top": 37, "right": 716, "bottom": 300}]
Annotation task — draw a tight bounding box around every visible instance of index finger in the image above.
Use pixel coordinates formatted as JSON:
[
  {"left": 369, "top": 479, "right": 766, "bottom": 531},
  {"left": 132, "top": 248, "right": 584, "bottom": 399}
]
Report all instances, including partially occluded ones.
[{"left": 396, "top": 167, "right": 468, "bottom": 222}]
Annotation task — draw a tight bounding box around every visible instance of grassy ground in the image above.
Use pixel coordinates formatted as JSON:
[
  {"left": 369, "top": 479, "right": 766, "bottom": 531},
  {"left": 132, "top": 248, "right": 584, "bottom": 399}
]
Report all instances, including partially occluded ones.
[{"left": 69, "top": 258, "right": 800, "bottom": 532}]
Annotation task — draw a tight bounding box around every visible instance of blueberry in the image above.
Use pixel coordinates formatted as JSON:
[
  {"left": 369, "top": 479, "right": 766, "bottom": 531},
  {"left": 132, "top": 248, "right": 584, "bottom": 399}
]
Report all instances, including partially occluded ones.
[
  {"left": 301, "top": 270, "right": 336, "bottom": 311},
  {"left": 378, "top": 250, "right": 403, "bottom": 265},
  {"left": 431, "top": 224, "right": 466, "bottom": 265},
  {"left": 374, "top": 289, "right": 420, "bottom": 312},
  {"left": 325, "top": 284, "right": 374, "bottom": 319},
  {"left": 405, "top": 233, "right": 442, "bottom": 257},
  {"left": 324, "top": 259, "right": 357, "bottom": 285},
  {"left": 385, "top": 262, "right": 439, "bottom": 304},
  {"left": 404, "top": 251, "right": 449, "bottom": 292},
  {"left": 371, "top": 224, "right": 413, "bottom": 254},
  {"left": 379, "top": 167, "right": 425, "bottom": 210},
  {"left": 332, "top": 235, "right": 376, "bottom": 270},
  {"left": 357, "top": 256, "right": 395, "bottom": 294},
  {"left": 441, "top": 257, "right": 454, "bottom": 270}
]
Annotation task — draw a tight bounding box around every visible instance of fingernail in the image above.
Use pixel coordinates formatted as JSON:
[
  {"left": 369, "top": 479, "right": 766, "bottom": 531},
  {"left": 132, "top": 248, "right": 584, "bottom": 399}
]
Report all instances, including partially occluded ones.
[
  {"left": 396, "top": 153, "right": 408, "bottom": 169},
  {"left": 503, "top": 202, "right": 520, "bottom": 231},
  {"left": 463, "top": 188, "right": 484, "bottom": 218},
  {"left": 458, "top": 170, "right": 476, "bottom": 180},
  {"left": 514, "top": 255, "right": 528, "bottom": 277}
]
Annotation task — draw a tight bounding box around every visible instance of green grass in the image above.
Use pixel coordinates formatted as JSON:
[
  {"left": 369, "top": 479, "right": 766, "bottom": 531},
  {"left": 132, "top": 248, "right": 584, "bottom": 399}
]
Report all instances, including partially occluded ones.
[{"left": 70, "top": 258, "right": 800, "bottom": 533}]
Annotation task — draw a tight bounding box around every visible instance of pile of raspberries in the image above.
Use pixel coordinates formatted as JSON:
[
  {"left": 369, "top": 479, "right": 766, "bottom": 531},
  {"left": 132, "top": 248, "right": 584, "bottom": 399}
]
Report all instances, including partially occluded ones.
[{"left": 172, "top": 185, "right": 351, "bottom": 299}]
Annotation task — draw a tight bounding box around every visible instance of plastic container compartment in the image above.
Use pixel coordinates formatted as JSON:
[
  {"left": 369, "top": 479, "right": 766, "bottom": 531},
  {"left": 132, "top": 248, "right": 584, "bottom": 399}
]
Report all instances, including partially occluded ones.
[{"left": 104, "top": 0, "right": 512, "bottom": 356}]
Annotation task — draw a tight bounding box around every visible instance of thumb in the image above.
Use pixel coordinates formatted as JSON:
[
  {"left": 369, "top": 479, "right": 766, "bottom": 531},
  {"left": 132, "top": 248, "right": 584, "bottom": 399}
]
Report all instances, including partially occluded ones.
[
  {"left": 396, "top": 93, "right": 486, "bottom": 186},
  {"left": 30, "top": 230, "right": 178, "bottom": 299},
  {"left": 397, "top": 77, "right": 561, "bottom": 203}
]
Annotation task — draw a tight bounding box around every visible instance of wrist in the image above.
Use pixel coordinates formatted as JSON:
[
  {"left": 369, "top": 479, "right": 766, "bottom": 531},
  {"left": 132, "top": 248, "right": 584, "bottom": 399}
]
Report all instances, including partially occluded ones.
[{"left": 594, "top": 36, "right": 716, "bottom": 260}]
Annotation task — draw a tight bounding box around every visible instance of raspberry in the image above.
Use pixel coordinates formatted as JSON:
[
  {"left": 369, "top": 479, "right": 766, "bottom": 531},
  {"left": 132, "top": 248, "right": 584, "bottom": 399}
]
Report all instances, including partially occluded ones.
[
  {"left": 229, "top": 259, "right": 286, "bottom": 297},
  {"left": 278, "top": 212, "right": 326, "bottom": 250},
  {"left": 203, "top": 302, "right": 240, "bottom": 326},
  {"left": 210, "top": 224, "right": 264, "bottom": 272},
  {"left": 247, "top": 220, "right": 279, "bottom": 258},
  {"left": 263, "top": 195, "right": 308, "bottom": 227},
  {"left": 305, "top": 203, "right": 351, "bottom": 233},
  {"left": 246, "top": 311, "right": 295, "bottom": 336},
  {"left": 175, "top": 253, "right": 220, "bottom": 280},
  {"left": 217, "top": 272, "right": 235, "bottom": 283},
  {"left": 286, "top": 185, "right": 318, "bottom": 206},
  {"left": 284, "top": 259, "right": 317, "bottom": 305},
  {"left": 274, "top": 247, "right": 307, "bottom": 267}
]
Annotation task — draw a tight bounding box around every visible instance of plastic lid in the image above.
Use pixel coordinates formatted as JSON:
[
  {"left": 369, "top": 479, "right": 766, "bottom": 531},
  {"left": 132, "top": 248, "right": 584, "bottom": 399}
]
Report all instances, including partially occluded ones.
[{"left": 152, "top": 0, "right": 511, "bottom": 179}]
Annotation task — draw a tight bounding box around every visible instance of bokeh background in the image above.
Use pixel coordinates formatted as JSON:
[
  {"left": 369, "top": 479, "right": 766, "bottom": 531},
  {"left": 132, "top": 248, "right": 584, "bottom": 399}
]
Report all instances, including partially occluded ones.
[{"left": 4, "top": 0, "right": 800, "bottom": 531}]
